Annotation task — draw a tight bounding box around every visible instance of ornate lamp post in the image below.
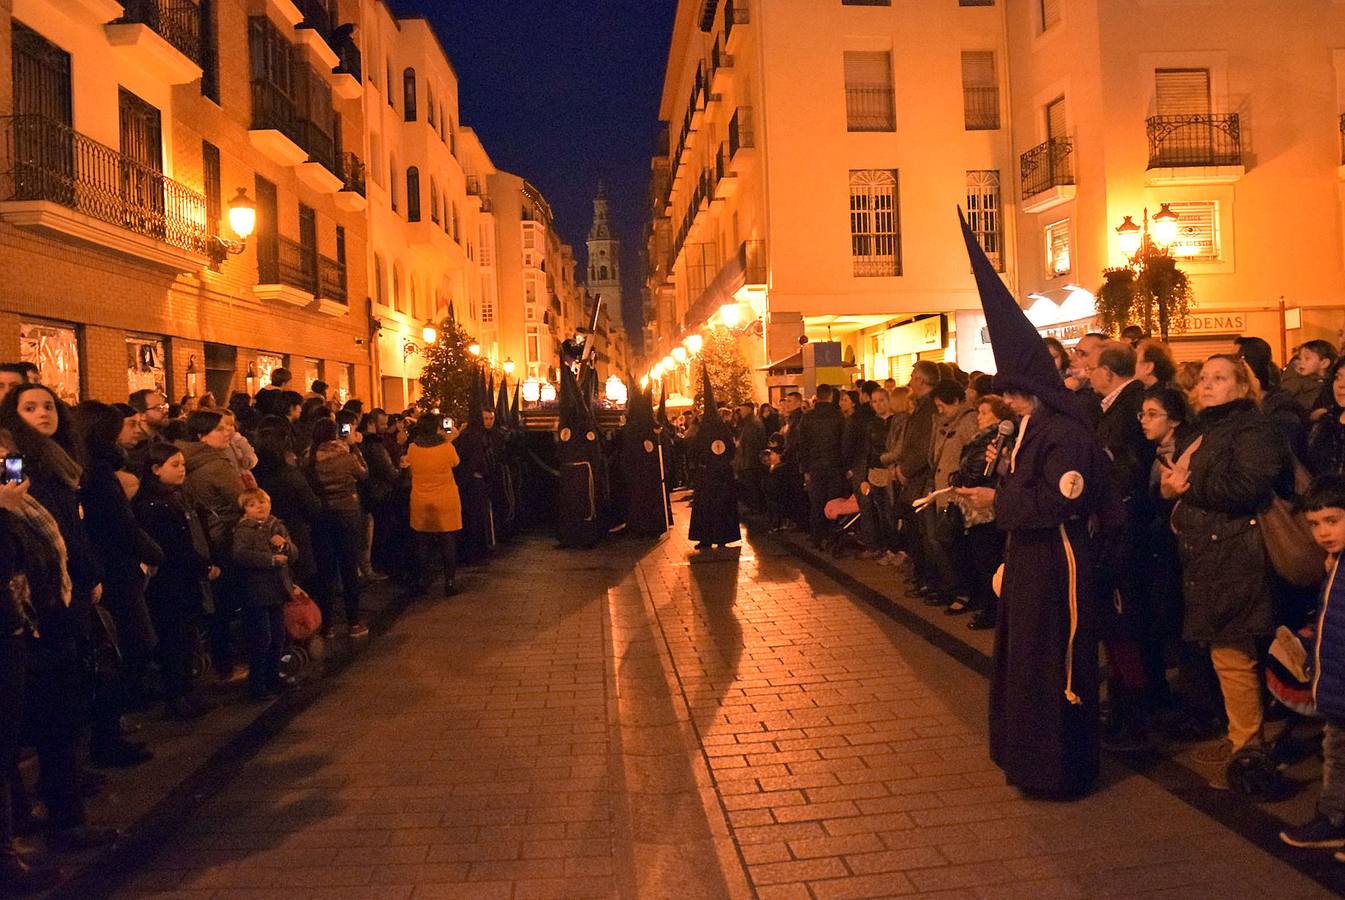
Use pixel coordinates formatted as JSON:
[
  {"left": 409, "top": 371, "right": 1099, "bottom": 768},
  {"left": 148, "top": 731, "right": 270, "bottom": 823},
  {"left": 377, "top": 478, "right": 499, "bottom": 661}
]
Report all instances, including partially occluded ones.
[{"left": 1104, "top": 203, "right": 1189, "bottom": 341}]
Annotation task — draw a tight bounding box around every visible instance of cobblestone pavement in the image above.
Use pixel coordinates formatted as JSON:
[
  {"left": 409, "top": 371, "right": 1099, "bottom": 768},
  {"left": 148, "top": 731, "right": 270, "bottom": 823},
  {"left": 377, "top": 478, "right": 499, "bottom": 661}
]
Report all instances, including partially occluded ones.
[{"left": 105, "top": 519, "right": 1336, "bottom": 899}]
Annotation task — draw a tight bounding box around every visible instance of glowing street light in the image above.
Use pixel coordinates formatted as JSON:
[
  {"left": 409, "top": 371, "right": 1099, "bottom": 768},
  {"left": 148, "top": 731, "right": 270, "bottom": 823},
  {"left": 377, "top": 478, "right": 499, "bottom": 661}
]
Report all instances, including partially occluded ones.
[
  {"left": 503, "top": 357, "right": 516, "bottom": 375},
  {"left": 672, "top": 346, "right": 688, "bottom": 364},
  {"left": 661, "top": 354, "right": 675, "bottom": 370},
  {"left": 227, "top": 188, "right": 257, "bottom": 241},
  {"left": 1115, "top": 215, "right": 1142, "bottom": 257},
  {"left": 719, "top": 302, "right": 743, "bottom": 328},
  {"left": 684, "top": 333, "right": 703, "bottom": 354},
  {"left": 468, "top": 342, "right": 481, "bottom": 357},
  {"left": 421, "top": 325, "right": 438, "bottom": 344},
  {"left": 605, "top": 374, "right": 628, "bottom": 406},
  {"left": 1151, "top": 203, "right": 1180, "bottom": 248}
]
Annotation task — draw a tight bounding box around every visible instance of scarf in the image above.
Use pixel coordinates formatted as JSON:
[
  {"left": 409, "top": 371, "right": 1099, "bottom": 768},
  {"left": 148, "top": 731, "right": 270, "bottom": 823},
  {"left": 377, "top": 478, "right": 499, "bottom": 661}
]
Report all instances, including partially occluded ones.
[{"left": 7, "top": 495, "right": 72, "bottom": 612}]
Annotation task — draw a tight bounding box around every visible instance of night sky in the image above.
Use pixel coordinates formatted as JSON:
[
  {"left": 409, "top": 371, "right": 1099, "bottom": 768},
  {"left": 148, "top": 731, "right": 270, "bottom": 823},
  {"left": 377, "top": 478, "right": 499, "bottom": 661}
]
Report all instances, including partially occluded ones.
[{"left": 388, "top": 0, "right": 679, "bottom": 353}]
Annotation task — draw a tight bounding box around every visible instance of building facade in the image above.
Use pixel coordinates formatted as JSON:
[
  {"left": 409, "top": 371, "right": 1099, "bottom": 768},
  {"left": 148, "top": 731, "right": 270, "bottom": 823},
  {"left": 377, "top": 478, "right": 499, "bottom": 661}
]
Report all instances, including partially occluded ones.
[
  {"left": 0, "top": 0, "right": 373, "bottom": 405},
  {"left": 645, "top": 0, "right": 1345, "bottom": 398}
]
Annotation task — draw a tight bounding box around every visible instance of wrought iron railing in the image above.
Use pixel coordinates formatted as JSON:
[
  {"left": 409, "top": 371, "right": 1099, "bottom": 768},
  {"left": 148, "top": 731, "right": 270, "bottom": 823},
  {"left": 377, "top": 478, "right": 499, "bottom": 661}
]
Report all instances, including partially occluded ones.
[
  {"left": 334, "top": 32, "right": 361, "bottom": 82},
  {"left": 318, "top": 254, "right": 346, "bottom": 303},
  {"left": 251, "top": 80, "right": 303, "bottom": 145},
  {"left": 729, "top": 106, "right": 754, "bottom": 157},
  {"left": 277, "top": 235, "right": 316, "bottom": 293},
  {"left": 1020, "top": 136, "right": 1074, "bottom": 197},
  {"left": 725, "top": 0, "right": 748, "bottom": 42},
  {"left": 963, "top": 85, "right": 1000, "bottom": 130},
  {"left": 845, "top": 85, "right": 895, "bottom": 131},
  {"left": 116, "top": 0, "right": 201, "bottom": 65},
  {"left": 337, "top": 152, "right": 365, "bottom": 196},
  {"left": 465, "top": 174, "right": 482, "bottom": 196},
  {"left": 1146, "top": 113, "right": 1241, "bottom": 168},
  {"left": 294, "top": 0, "right": 331, "bottom": 40},
  {"left": 1340, "top": 113, "right": 1345, "bottom": 166},
  {"left": 711, "top": 39, "right": 733, "bottom": 78},
  {"left": 1, "top": 114, "right": 207, "bottom": 255},
  {"left": 297, "top": 118, "right": 335, "bottom": 172}
]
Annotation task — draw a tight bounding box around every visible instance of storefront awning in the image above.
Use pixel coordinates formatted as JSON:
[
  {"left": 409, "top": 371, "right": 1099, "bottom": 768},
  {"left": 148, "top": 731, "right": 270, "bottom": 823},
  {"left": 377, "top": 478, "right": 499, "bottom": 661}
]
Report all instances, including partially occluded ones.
[{"left": 758, "top": 350, "right": 803, "bottom": 373}]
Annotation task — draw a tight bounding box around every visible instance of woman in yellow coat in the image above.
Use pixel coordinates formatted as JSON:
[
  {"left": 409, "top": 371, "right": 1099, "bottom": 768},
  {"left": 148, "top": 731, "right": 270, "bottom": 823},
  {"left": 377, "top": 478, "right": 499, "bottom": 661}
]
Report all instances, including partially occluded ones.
[{"left": 404, "top": 415, "right": 462, "bottom": 596}]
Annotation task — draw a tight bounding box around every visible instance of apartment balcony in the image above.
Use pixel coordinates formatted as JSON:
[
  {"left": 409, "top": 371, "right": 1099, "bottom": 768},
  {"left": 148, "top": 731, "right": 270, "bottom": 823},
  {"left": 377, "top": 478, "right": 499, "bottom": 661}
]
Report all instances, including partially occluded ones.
[
  {"left": 316, "top": 253, "right": 348, "bottom": 315},
  {"left": 249, "top": 81, "right": 308, "bottom": 166},
  {"left": 105, "top": 0, "right": 202, "bottom": 85},
  {"left": 65, "top": 0, "right": 126, "bottom": 25},
  {"left": 1019, "top": 136, "right": 1075, "bottom": 214},
  {"left": 728, "top": 106, "right": 756, "bottom": 173},
  {"left": 963, "top": 86, "right": 1000, "bottom": 131},
  {"left": 1145, "top": 113, "right": 1245, "bottom": 185},
  {"left": 0, "top": 113, "right": 208, "bottom": 272},
  {"left": 333, "top": 152, "right": 367, "bottom": 212},
  {"left": 710, "top": 39, "right": 733, "bottom": 95},
  {"left": 294, "top": 120, "right": 341, "bottom": 193},
  {"left": 255, "top": 235, "right": 317, "bottom": 306},
  {"left": 724, "top": 0, "right": 749, "bottom": 52},
  {"left": 713, "top": 144, "right": 737, "bottom": 199},
  {"left": 689, "top": 65, "right": 707, "bottom": 130},
  {"left": 331, "top": 37, "right": 362, "bottom": 100},
  {"left": 845, "top": 85, "right": 895, "bottom": 132}
]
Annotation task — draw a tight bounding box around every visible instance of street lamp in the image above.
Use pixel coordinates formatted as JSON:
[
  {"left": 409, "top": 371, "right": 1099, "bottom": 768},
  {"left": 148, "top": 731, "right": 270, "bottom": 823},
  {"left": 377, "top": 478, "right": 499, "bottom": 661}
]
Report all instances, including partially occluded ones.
[
  {"left": 468, "top": 342, "right": 481, "bottom": 357},
  {"left": 1108, "top": 204, "right": 1189, "bottom": 342},
  {"left": 719, "top": 302, "right": 743, "bottom": 328},
  {"left": 605, "top": 374, "right": 628, "bottom": 406},
  {"left": 672, "top": 346, "right": 688, "bottom": 364},
  {"left": 421, "top": 325, "right": 438, "bottom": 344},
  {"left": 1151, "top": 203, "right": 1180, "bottom": 249},
  {"left": 661, "top": 354, "right": 675, "bottom": 371},
  {"left": 1115, "top": 216, "right": 1142, "bottom": 257},
  {"left": 209, "top": 188, "right": 257, "bottom": 265},
  {"left": 522, "top": 378, "right": 542, "bottom": 403},
  {"left": 503, "top": 357, "right": 516, "bottom": 376},
  {"left": 684, "top": 333, "right": 703, "bottom": 354}
]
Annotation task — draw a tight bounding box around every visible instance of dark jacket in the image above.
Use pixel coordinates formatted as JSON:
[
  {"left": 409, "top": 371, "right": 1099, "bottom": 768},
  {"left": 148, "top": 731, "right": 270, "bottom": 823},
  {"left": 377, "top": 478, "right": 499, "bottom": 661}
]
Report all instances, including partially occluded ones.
[
  {"left": 735, "top": 415, "right": 767, "bottom": 473},
  {"left": 358, "top": 438, "right": 400, "bottom": 509},
  {"left": 134, "top": 479, "right": 212, "bottom": 614},
  {"left": 232, "top": 515, "right": 296, "bottom": 607},
  {"left": 1262, "top": 386, "right": 1308, "bottom": 462},
  {"left": 797, "top": 402, "right": 845, "bottom": 475},
  {"left": 842, "top": 405, "right": 877, "bottom": 479},
  {"left": 252, "top": 458, "right": 322, "bottom": 584},
  {"left": 1095, "top": 381, "right": 1154, "bottom": 518},
  {"left": 1172, "top": 399, "right": 1292, "bottom": 643},
  {"left": 308, "top": 441, "right": 367, "bottom": 515},
  {"left": 81, "top": 448, "right": 163, "bottom": 589},
  {"left": 1308, "top": 409, "right": 1345, "bottom": 478},
  {"left": 894, "top": 394, "right": 935, "bottom": 503},
  {"left": 26, "top": 465, "right": 102, "bottom": 598},
  {"left": 176, "top": 440, "right": 245, "bottom": 547},
  {"left": 1314, "top": 559, "right": 1345, "bottom": 720}
]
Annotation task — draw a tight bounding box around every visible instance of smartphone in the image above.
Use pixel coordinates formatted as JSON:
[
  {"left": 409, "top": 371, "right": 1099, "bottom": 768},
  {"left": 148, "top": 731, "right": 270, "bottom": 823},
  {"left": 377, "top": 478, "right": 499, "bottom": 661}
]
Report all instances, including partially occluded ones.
[
  {"left": 442, "top": 417, "right": 453, "bottom": 432},
  {"left": 2, "top": 456, "right": 23, "bottom": 485},
  {"left": 340, "top": 422, "right": 352, "bottom": 437}
]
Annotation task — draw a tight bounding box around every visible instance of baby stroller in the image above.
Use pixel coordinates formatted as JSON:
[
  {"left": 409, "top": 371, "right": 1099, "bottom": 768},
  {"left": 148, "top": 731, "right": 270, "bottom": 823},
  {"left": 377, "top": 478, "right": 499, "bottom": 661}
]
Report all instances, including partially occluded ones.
[{"left": 823, "top": 494, "right": 864, "bottom": 558}]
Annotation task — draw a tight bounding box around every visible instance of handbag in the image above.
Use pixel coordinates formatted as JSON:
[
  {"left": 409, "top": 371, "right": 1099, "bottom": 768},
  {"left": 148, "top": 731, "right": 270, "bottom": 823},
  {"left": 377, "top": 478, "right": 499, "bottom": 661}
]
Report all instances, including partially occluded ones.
[
  {"left": 284, "top": 585, "right": 322, "bottom": 641},
  {"left": 1260, "top": 493, "right": 1325, "bottom": 588}
]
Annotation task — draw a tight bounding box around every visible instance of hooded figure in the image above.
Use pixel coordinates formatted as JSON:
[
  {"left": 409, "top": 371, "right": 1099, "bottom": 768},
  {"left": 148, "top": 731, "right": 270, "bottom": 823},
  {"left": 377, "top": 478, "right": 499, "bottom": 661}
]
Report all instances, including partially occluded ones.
[
  {"left": 656, "top": 390, "right": 676, "bottom": 523},
  {"left": 454, "top": 368, "right": 495, "bottom": 562},
  {"left": 488, "top": 376, "right": 516, "bottom": 538},
  {"left": 688, "top": 365, "right": 740, "bottom": 549},
  {"left": 956, "top": 208, "right": 1113, "bottom": 799},
  {"left": 556, "top": 363, "right": 609, "bottom": 548},
  {"left": 619, "top": 378, "right": 669, "bottom": 536}
]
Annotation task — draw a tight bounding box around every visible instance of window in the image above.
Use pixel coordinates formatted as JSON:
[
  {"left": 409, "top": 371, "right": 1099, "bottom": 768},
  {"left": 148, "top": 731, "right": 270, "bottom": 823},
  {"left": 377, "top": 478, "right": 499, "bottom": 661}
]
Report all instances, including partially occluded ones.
[
  {"left": 254, "top": 175, "right": 278, "bottom": 282},
  {"left": 1155, "top": 68, "right": 1211, "bottom": 116},
  {"left": 369, "top": 132, "right": 382, "bottom": 186},
  {"left": 430, "top": 179, "right": 440, "bottom": 223},
  {"left": 959, "top": 0, "right": 994, "bottom": 5},
  {"left": 202, "top": 140, "right": 221, "bottom": 240},
  {"left": 427, "top": 84, "right": 436, "bottom": 127},
  {"left": 1039, "top": 0, "right": 1062, "bottom": 31},
  {"left": 20, "top": 319, "right": 80, "bottom": 404},
  {"left": 126, "top": 335, "right": 166, "bottom": 395},
  {"left": 406, "top": 167, "right": 420, "bottom": 221},
  {"left": 526, "top": 325, "right": 541, "bottom": 364},
  {"left": 525, "top": 277, "right": 537, "bottom": 305},
  {"left": 526, "top": 306, "right": 535, "bottom": 320},
  {"left": 373, "top": 253, "right": 386, "bottom": 307},
  {"left": 1046, "top": 95, "right": 1067, "bottom": 141},
  {"left": 1045, "top": 218, "right": 1071, "bottom": 276},
  {"left": 386, "top": 58, "right": 394, "bottom": 107},
  {"left": 298, "top": 203, "right": 317, "bottom": 294},
  {"left": 843, "top": 51, "right": 894, "bottom": 132},
  {"left": 335, "top": 225, "right": 347, "bottom": 298},
  {"left": 1166, "top": 200, "right": 1220, "bottom": 261},
  {"left": 479, "top": 224, "right": 493, "bottom": 266},
  {"left": 403, "top": 67, "right": 417, "bottom": 121},
  {"left": 966, "top": 171, "right": 1002, "bottom": 271},
  {"left": 849, "top": 169, "right": 901, "bottom": 277},
  {"left": 600, "top": 266, "right": 609, "bottom": 280},
  {"left": 481, "top": 274, "right": 495, "bottom": 323},
  {"left": 200, "top": 0, "right": 219, "bottom": 102},
  {"left": 961, "top": 52, "right": 999, "bottom": 130},
  {"left": 392, "top": 261, "right": 404, "bottom": 312},
  {"left": 389, "top": 155, "right": 399, "bottom": 211},
  {"left": 452, "top": 203, "right": 460, "bottom": 241}
]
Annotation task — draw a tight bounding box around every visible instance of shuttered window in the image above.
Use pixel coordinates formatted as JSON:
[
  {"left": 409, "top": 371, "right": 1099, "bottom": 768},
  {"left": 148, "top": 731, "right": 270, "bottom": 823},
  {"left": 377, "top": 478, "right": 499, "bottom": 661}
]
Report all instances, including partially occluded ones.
[
  {"left": 1155, "top": 68, "right": 1210, "bottom": 116},
  {"left": 1039, "top": 0, "right": 1062, "bottom": 31},
  {"left": 850, "top": 169, "right": 901, "bottom": 277},
  {"left": 1045, "top": 218, "right": 1071, "bottom": 276},
  {"left": 1166, "top": 200, "right": 1220, "bottom": 261},
  {"left": 1046, "top": 96, "right": 1067, "bottom": 141},
  {"left": 961, "top": 52, "right": 999, "bottom": 130},
  {"left": 844, "top": 51, "right": 895, "bottom": 132}
]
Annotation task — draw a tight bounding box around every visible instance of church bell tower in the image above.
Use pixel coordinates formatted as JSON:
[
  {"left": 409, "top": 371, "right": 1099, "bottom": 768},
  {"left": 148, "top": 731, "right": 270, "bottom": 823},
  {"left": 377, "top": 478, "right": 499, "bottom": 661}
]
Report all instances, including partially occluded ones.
[{"left": 586, "top": 181, "right": 622, "bottom": 316}]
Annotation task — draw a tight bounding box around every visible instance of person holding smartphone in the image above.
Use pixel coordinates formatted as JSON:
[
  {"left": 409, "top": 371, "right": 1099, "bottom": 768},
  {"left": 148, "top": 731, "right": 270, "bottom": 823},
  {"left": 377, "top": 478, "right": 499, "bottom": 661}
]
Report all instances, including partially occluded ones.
[{"left": 306, "top": 417, "right": 368, "bottom": 638}]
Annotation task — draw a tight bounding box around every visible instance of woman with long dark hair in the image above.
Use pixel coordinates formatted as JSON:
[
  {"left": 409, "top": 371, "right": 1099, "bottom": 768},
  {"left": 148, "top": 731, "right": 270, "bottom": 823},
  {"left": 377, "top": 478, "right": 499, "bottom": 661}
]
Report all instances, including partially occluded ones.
[
  {"left": 306, "top": 418, "right": 368, "bottom": 637},
  {"left": 357, "top": 409, "right": 399, "bottom": 579},
  {"left": 1307, "top": 357, "right": 1345, "bottom": 478},
  {"left": 0, "top": 384, "right": 116, "bottom": 849},
  {"left": 73, "top": 401, "right": 161, "bottom": 764},
  {"left": 134, "top": 442, "right": 218, "bottom": 719}
]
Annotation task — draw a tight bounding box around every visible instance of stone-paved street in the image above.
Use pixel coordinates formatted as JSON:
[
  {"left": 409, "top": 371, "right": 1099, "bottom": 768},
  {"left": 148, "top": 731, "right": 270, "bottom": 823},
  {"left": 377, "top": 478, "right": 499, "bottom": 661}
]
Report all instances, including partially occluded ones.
[{"left": 103, "top": 520, "right": 1336, "bottom": 899}]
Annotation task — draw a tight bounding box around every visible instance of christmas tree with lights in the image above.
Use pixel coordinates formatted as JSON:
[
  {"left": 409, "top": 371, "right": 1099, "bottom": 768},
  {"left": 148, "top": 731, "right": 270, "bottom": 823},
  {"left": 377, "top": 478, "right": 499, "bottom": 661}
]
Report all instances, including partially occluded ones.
[
  {"left": 417, "top": 304, "right": 479, "bottom": 424},
  {"left": 695, "top": 326, "right": 753, "bottom": 410}
]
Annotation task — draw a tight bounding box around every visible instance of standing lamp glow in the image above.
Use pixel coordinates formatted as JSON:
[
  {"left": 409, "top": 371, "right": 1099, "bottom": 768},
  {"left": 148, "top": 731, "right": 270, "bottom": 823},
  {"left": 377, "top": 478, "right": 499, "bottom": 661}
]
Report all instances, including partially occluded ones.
[
  {"left": 672, "top": 346, "right": 688, "bottom": 364},
  {"left": 468, "top": 342, "right": 481, "bottom": 357},
  {"left": 1151, "top": 203, "right": 1180, "bottom": 248},
  {"left": 503, "top": 358, "right": 516, "bottom": 376},
  {"left": 539, "top": 382, "right": 557, "bottom": 404},
  {"left": 421, "top": 325, "right": 438, "bottom": 344},
  {"left": 605, "top": 375, "right": 628, "bottom": 406},
  {"left": 522, "top": 378, "right": 542, "bottom": 403},
  {"left": 684, "top": 333, "right": 703, "bottom": 354},
  {"left": 719, "top": 302, "right": 743, "bottom": 328},
  {"left": 1115, "top": 216, "right": 1142, "bottom": 257}
]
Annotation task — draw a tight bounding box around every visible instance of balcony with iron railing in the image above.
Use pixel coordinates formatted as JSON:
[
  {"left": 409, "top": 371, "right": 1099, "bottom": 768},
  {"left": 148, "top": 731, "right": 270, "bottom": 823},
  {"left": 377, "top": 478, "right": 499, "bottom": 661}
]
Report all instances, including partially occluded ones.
[
  {"left": 1019, "top": 136, "right": 1074, "bottom": 212},
  {"left": 1146, "top": 113, "right": 1242, "bottom": 170},
  {"left": 114, "top": 0, "right": 201, "bottom": 63},
  {"left": 845, "top": 85, "right": 895, "bottom": 132},
  {"left": 681, "top": 239, "right": 766, "bottom": 333},
  {"left": 108, "top": 0, "right": 202, "bottom": 84},
  {"left": 729, "top": 106, "right": 755, "bottom": 160},
  {"left": 0, "top": 113, "right": 208, "bottom": 269},
  {"left": 711, "top": 38, "right": 733, "bottom": 93},
  {"left": 318, "top": 253, "right": 347, "bottom": 304},
  {"left": 337, "top": 152, "right": 365, "bottom": 196},
  {"left": 724, "top": 0, "right": 748, "bottom": 49},
  {"left": 963, "top": 86, "right": 1000, "bottom": 130},
  {"left": 465, "top": 174, "right": 482, "bottom": 196}
]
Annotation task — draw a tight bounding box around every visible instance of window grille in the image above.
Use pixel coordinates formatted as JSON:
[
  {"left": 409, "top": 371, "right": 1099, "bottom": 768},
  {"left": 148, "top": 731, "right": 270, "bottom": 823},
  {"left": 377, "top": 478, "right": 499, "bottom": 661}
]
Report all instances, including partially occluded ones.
[
  {"left": 849, "top": 169, "right": 901, "bottom": 277},
  {"left": 1045, "top": 218, "right": 1071, "bottom": 276},
  {"left": 966, "top": 170, "right": 1002, "bottom": 271}
]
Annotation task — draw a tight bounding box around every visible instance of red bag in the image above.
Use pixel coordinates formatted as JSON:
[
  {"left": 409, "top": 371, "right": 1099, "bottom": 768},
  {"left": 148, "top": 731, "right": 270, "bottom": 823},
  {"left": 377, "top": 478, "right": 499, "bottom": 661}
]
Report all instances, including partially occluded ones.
[{"left": 284, "top": 585, "right": 322, "bottom": 640}]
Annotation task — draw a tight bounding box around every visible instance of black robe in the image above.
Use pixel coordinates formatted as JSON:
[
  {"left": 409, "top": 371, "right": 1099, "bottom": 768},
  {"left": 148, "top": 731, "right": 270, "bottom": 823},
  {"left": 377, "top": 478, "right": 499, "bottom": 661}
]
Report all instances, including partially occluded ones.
[
  {"left": 485, "top": 425, "right": 515, "bottom": 539},
  {"left": 454, "top": 425, "right": 495, "bottom": 561},
  {"left": 620, "top": 426, "right": 669, "bottom": 536},
  {"left": 688, "top": 434, "right": 740, "bottom": 545},
  {"left": 990, "top": 405, "right": 1106, "bottom": 798},
  {"left": 557, "top": 424, "right": 609, "bottom": 549}
]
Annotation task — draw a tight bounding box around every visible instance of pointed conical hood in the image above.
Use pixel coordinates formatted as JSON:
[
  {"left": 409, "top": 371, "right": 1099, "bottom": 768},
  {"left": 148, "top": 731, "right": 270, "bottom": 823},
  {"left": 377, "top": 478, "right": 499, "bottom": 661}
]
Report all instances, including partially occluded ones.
[
  {"left": 467, "top": 366, "right": 485, "bottom": 427},
  {"left": 510, "top": 382, "right": 520, "bottom": 425},
  {"left": 626, "top": 375, "right": 654, "bottom": 432},
  {"left": 657, "top": 388, "right": 670, "bottom": 429},
  {"left": 487, "top": 371, "right": 496, "bottom": 401},
  {"left": 495, "top": 376, "right": 510, "bottom": 427},
  {"left": 696, "top": 363, "right": 734, "bottom": 445},
  {"left": 957, "top": 208, "right": 1082, "bottom": 421}
]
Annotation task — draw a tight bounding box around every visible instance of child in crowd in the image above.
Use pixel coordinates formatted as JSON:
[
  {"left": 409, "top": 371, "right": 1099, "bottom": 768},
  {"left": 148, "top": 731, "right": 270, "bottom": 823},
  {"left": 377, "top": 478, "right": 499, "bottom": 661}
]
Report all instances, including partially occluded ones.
[
  {"left": 231, "top": 488, "right": 296, "bottom": 700},
  {"left": 1282, "top": 474, "right": 1345, "bottom": 852}
]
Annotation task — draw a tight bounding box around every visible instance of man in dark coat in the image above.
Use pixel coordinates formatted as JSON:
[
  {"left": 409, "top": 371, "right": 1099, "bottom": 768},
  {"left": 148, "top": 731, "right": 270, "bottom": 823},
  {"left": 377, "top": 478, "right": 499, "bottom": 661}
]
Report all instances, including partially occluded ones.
[
  {"left": 453, "top": 371, "right": 495, "bottom": 563},
  {"left": 953, "top": 208, "right": 1114, "bottom": 799},
  {"left": 620, "top": 384, "right": 669, "bottom": 536},
  {"left": 486, "top": 377, "right": 515, "bottom": 539},
  {"left": 893, "top": 362, "right": 937, "bottom": 588},
  {"left": 688, "top": 366, "right": 740, "bottom": 549},
  {"left": 1089, "top": 341, "right": 1160, "bottom": 747},
  {"left": 556, "top": 363, "right": 609, "bottom": 549},
  {"left": 734, "top": 401, "right": 767, "bottom": 512},
  {"left": 796, "top": 384, "right": 847, "bottom": 545}
]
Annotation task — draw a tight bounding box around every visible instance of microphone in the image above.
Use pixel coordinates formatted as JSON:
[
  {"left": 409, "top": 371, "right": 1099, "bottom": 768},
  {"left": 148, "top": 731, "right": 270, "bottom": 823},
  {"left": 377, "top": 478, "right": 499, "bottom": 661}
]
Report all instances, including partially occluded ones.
[{"left": 984, "top": 419, "right": 1017, "bottom": 477}]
